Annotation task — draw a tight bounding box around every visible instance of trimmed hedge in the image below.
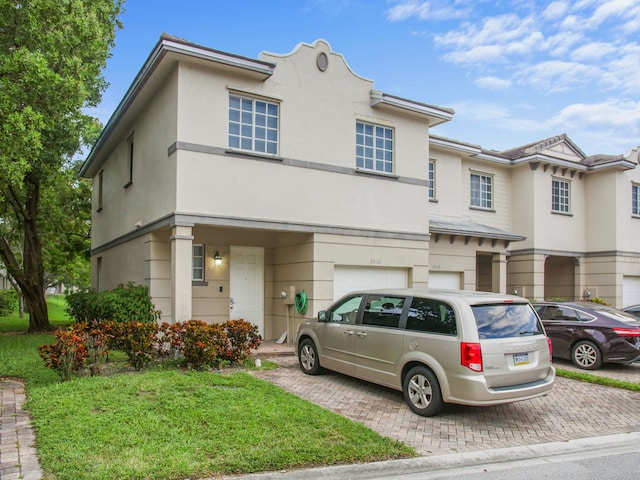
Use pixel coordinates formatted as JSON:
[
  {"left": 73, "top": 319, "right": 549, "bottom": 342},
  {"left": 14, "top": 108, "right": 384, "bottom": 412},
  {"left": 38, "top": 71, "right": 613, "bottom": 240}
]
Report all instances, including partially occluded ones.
[{"left": 66, "top": 282, "right": 161, "bottom": 324}]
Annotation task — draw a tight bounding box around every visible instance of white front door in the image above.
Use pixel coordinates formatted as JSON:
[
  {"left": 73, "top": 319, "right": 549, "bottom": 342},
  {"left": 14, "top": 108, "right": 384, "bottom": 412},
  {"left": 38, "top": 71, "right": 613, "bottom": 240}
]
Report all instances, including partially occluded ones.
[{"left": 229, "top": 246, "right": 264, "bottom": 336}]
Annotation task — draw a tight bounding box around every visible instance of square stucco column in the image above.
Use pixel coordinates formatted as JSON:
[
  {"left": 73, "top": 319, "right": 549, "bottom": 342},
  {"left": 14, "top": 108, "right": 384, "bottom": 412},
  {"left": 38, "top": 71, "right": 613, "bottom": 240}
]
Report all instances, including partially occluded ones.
[
  {"left": 492, "top": 253, "right": 507, "bottom": 294},
  {"left": 171, "top": 224, "right": 193, "bottom": 323}
]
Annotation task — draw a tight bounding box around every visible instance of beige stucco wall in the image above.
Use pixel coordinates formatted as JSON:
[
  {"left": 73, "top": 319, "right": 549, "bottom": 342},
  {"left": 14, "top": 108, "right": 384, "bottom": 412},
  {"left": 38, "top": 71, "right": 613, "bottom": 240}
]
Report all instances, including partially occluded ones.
[
  {"left": 93, "top": 234, "right": 150, "bottom": 291},
  {"left": 91, "top": 67, "right": 179, "bottom": 247},
  {"left": 172, "top": 40, "right": 430, "bottom": 236}
]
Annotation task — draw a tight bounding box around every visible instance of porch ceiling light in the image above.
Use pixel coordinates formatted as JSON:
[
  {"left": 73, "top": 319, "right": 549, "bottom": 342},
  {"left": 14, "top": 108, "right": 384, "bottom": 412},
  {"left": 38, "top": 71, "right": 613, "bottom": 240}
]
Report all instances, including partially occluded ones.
[{"left": 214, "top": 251, "right": 222, "bottom": 266}]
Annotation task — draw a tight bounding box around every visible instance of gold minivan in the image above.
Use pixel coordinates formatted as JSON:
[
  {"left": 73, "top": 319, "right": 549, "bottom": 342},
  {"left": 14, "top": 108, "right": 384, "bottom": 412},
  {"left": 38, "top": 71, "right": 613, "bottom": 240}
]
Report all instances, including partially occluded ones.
[{"left": 296, "top": 289, "right": 555, "bottom": 416}]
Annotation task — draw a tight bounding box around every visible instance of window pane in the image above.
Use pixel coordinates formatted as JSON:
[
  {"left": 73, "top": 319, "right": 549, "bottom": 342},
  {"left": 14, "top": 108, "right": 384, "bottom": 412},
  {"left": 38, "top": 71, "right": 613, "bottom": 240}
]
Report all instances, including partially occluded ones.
[
  {"left": 229, "top": 96, "right": 241, "bottom": 109},
  {"left": 362, "top": 296, "right": 405, "bottom": 328},
  {"left": 407, "top": 297, "right": 457, "bottom": 335},
  {"left": 228, "top": 95, "right": 279, "bottom": 153},
  {"left": 355, "top": 121, "right": 394, "bottom": 173}
]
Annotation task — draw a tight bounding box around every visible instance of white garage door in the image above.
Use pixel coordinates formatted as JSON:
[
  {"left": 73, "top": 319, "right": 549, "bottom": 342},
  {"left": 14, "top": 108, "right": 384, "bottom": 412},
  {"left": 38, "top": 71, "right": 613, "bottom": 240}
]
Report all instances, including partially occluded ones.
[
  {"left": 623, "top": 276, "right": 640, "bottom": 307},
  {"left": 333, "top": 266, "right": 407, "bottom": 300},
  {"left": 428, "top": 271, "right": 461, "bottom": 290}
]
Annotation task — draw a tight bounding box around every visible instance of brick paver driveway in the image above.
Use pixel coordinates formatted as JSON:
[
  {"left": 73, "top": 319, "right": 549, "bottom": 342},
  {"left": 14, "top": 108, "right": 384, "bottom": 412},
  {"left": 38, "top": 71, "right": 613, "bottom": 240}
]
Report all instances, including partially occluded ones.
[{"left": 252, "top": 357, "right": 640, "bottom": 456}]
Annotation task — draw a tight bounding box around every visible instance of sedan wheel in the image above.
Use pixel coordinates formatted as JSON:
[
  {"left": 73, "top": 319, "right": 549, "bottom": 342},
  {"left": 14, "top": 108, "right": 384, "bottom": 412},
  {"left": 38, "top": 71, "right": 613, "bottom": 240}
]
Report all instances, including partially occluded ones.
[
  {"left": 298, "top": 339, "right": 321, "bottom": 375},
  {"left": 571, "top": 340, "right": 602, "bottom": 370},
  {"left": 403, "top": 366, "right": 443, "bottom": 416}
]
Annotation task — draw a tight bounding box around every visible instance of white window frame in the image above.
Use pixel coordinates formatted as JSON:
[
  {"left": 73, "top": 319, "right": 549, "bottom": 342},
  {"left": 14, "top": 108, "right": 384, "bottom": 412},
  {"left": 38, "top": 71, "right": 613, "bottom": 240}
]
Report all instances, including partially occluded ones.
[
  {"left": 356, "top": 121, "right": 394, "bottom": 173},
  {"left": 552, "top": 178, "right": 571, "bottom": 214},
  {"left": 470, "top": 171, "right": 493, "bottom": 210},
  {"left": 633, "top": 183, "right": 640, "bottom": 217},
  {"left": 428, "top": 159, "right": 436, "bottom": 200},
  {"left": 228, "top": 94, "right": 279, "bottom": 155},
  {"left": 192, "top": 244, "right": 205, "bottom": 281}
]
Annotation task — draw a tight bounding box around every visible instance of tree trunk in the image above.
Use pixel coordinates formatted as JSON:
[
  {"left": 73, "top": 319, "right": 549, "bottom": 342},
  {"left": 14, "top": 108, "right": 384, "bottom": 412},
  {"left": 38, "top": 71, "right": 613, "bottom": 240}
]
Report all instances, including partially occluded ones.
[
  {"left": 8, "top": 276, "right": 24, "bottom": 318},
  {"left": 23, "top": 177, "right": 52, "bottom": 332},
  {"left": 0, "top": 176, "right": 52, "bottom": 332}
]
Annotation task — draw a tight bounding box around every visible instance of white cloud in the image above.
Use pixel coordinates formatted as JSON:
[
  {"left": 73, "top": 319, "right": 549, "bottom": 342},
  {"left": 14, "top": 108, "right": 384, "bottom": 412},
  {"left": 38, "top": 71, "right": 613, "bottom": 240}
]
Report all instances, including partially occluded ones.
[
  {"left": 475, "top": 76, "right": 512, "bottom": 90},
  {"left": 570, "top": 41, "right": 616, "bottom": 61},
  {"left": 542, "top": 1, "right": 570, "bottom": 20},
  {"left": 550, "top": 99, "right": 640, "bottom": 128},
  {"left": 386, "top": 1, "right": 470, "bottom": 21},
  {"left": 515, "top": 61, "right": 600, "bottom": 92}
]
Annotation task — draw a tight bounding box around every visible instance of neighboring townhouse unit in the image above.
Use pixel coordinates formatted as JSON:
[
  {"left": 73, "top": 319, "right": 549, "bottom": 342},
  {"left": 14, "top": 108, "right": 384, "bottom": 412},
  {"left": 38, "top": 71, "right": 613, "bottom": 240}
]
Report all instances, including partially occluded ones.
[
  {"left": 81, "top": 35, "right": 640, "bottom": 341},
  {"left": 80, "top": 35, "right": 454, "bottom": 340},
  {"left": 428, "top": 134, "right": 640, "bottom": 308}
]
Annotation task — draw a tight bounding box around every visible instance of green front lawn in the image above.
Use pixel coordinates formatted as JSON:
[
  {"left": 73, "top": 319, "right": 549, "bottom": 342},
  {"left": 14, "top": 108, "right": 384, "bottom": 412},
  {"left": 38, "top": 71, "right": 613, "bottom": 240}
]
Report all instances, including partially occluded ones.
[
  {"left": 0, "top": 294, "right": 71, "bottom": 332},
  {"left": 0, "top": 304, "right": 415, "bottom": 479}
]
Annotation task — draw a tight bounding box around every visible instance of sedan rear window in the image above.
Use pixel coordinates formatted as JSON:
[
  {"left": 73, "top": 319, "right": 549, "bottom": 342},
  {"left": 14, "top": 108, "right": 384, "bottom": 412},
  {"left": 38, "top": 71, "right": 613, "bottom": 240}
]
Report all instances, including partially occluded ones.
[{"left": 472, "top": 303, "right": 544, "bottom": 339}]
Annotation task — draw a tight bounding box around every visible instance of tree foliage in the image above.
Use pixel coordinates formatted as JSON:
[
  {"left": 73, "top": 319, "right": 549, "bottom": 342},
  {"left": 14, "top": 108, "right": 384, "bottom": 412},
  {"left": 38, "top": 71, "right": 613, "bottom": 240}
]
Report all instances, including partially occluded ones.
[{"left": 0, "top": 0, "right": 123, "bottom": 331}]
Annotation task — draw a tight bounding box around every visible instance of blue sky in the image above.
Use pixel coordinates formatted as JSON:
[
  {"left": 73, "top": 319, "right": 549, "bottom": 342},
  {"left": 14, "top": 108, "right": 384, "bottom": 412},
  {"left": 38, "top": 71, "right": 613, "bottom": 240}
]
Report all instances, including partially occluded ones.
[{"left": 93, "top": 0, "right": 640, "bottom": 156}]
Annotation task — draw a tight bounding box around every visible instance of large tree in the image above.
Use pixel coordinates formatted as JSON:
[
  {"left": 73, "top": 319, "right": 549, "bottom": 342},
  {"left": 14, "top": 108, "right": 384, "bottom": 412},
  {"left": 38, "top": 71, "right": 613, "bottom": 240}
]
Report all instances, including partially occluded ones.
[{"left": 0, "top": 0, "right": 123, "bottom": 331}]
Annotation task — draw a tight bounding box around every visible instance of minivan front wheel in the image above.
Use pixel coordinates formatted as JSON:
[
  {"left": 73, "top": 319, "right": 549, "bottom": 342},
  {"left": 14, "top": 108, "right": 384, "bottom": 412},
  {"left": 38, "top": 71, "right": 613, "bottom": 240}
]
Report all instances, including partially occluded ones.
[
  {"left": 571, "top": 340, "right": 602, "bottom": 370},
  {"left": 403, "top": 366, "right": 443, "bottom": 416},
  {"left": 298, "top": 339, "right": 321, "bottom": 375}
]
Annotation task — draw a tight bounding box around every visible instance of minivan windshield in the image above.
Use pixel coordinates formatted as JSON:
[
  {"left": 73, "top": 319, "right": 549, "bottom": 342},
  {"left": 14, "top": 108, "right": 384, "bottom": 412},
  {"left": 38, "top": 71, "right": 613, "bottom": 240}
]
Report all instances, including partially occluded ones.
[{"left": 472, "top": 303, "right": 544, "bottom": 339}]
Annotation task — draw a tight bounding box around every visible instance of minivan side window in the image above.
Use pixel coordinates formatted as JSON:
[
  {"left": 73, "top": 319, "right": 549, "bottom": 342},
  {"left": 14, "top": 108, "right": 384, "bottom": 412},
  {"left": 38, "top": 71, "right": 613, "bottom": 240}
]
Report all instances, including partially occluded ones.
[
  {"left": 406, "top": 297, "right": 457, "bottom": 335},
  {"left": 362, "top": 295, "right": 405, "bottom": 328},
  {"left": 327, "top": 295, "right": 363, "bottom": 324}
]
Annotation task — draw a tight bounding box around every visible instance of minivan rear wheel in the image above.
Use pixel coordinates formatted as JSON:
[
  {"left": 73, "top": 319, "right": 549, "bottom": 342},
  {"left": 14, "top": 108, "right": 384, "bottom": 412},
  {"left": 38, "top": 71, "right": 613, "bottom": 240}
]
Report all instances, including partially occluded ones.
[
  {"left": 403, "top": 366, "right": 443, "bottom": 416},
  {"left": 298, "top": 339, "right": 321, "bottom": 375},
  {"left": 571, "top": 340, "right": 602, "bottom": 370}
]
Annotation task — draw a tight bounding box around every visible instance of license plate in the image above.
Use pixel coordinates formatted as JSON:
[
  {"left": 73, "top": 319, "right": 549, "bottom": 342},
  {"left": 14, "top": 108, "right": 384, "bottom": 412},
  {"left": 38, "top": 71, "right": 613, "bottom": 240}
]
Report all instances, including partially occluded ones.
[{"left": 514, "top": 353, "right": 529, "bottom": 366}]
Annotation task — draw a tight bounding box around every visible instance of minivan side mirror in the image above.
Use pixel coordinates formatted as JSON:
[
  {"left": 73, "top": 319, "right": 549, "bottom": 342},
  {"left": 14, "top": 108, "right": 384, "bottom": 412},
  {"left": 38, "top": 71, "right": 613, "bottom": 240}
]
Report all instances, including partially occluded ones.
[{"left": 318, "top": 310, "right": 327, "bottom": 322}]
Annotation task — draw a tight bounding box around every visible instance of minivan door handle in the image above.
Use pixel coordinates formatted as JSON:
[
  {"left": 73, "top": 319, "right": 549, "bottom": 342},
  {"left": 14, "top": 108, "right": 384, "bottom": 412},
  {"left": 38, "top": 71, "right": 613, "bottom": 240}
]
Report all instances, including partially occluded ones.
[
  {"left": 356, "top": 332, "right": 367, "bottom": 338},
  {"left": 345, "top": 330, "right": 354, "bottom": 336}
]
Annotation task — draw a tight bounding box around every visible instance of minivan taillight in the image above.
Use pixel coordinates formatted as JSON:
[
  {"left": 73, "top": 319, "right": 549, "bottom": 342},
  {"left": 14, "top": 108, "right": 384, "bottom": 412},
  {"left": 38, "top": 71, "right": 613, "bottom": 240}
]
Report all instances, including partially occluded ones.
[
  {"left": 461, "top": 342, "right": 482, "bottom": 372},
  {"left": 547, "top": 337, "right": 553, "bottom": 362}
]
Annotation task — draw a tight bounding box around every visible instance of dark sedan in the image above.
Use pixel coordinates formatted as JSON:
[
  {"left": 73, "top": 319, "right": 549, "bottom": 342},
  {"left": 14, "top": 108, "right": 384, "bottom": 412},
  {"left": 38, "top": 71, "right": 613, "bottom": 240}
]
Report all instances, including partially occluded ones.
[
  {"left": 533, "top": 302, "right": 640, "bottom": 370},
  {"left": 622, "top": 304, "right": 640, "bottom": 320}
]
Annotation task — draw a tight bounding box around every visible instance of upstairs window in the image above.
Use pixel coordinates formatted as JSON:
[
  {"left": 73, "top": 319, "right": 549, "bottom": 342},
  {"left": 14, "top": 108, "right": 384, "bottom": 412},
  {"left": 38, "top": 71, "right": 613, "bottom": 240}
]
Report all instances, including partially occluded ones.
[
  {"left": 228, "top": 95, "right": 279, "bottom": 154},
  {"left": 192, "top": 244, "right": 205, "bottom": 281},
  {"left": 356, "top": 121, "right": 393, "bottom": 173},
  {"left": 428, "top": 159, "right": 436, "bottom": 200},
  {"left": 470, "top": 172, "right": 493, "bottom": 209},
  {"left": 552, "top": 178, "right": 570, "bottom": 214},
  {"left": 633, "top": 183, "right": 640, "bottom": 216}
]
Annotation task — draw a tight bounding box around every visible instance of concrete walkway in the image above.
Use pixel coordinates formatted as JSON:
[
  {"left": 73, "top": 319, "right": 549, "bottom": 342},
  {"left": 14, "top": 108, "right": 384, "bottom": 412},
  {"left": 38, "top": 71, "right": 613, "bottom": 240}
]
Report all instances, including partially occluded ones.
[{"left": 0, "top": 380, "right": 42, "bottom": 480}]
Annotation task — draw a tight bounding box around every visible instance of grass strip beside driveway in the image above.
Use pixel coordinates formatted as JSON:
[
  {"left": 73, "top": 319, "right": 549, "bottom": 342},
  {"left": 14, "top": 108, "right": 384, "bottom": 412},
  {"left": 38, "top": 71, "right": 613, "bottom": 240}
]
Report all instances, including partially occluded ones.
[
  {"left": 0, "top": 334, "right": 414, "bottom": 480},
  {"left": 28, "top": 370, "right": 414, "bottom": 479}
]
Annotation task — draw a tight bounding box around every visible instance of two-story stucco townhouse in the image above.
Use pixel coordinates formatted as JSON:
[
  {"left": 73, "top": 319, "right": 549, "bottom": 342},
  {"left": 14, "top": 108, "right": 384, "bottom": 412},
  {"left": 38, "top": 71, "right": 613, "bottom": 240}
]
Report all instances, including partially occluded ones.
[
  {"left": 79, "top": 34, "right": 455, "bottom": 340},
  {"left": 81, "top": 34, "right": 640, "bottom": 341},
  {"left": 427, "top": 134, "right": 640, "bottom": 308}
]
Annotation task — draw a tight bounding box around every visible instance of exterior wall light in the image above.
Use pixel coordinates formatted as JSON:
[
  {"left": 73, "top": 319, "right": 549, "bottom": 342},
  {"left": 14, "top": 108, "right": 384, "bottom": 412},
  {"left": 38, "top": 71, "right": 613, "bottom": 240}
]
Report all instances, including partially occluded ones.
[{"left": 214, "top": 251, "right": 222, "bottom": 266}]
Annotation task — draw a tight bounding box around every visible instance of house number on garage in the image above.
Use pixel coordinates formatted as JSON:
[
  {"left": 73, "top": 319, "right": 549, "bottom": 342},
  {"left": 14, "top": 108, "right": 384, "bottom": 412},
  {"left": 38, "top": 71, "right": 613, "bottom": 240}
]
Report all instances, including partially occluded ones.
[{"left": 370, "top": 258, "right": 382, "bottom": 265}]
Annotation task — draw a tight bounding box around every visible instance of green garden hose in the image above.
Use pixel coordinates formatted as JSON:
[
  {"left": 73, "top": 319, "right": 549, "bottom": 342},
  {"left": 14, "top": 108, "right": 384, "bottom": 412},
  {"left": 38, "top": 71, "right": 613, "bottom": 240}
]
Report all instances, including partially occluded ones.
[{"left": 294, "top": 290, "right": 308, "bottom": 315}]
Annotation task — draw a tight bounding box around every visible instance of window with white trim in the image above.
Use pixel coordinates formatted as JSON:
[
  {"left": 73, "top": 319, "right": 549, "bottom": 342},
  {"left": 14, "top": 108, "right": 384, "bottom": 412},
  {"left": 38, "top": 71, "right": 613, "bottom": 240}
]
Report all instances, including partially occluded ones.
[
  {"left": 552, "top": 178, "right": 570, "bottom": 214},
  {"left": 428, "top": 160, "right": 436, "bottom": 200},
  {"left": 356, "top": 121, "right": 393, "bottom": 173},
  {"left": 193, "top": 244, "right": 205, "bottom": 281},
  {"left": 633, "top": 183, "right": 640, "bottom": 216},
  {"left": 228, "top": 95, "right": 279, "bottom": 154},
  {"left": 470, "top": 172, "right": 493, "bottom": 209}
]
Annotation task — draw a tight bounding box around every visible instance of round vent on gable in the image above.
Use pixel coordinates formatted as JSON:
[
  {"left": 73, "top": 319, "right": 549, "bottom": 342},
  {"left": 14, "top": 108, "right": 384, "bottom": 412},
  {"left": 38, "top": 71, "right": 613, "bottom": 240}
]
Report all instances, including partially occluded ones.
[{"left": 316, "top": 52, "right": 328, "bottom": 72}]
